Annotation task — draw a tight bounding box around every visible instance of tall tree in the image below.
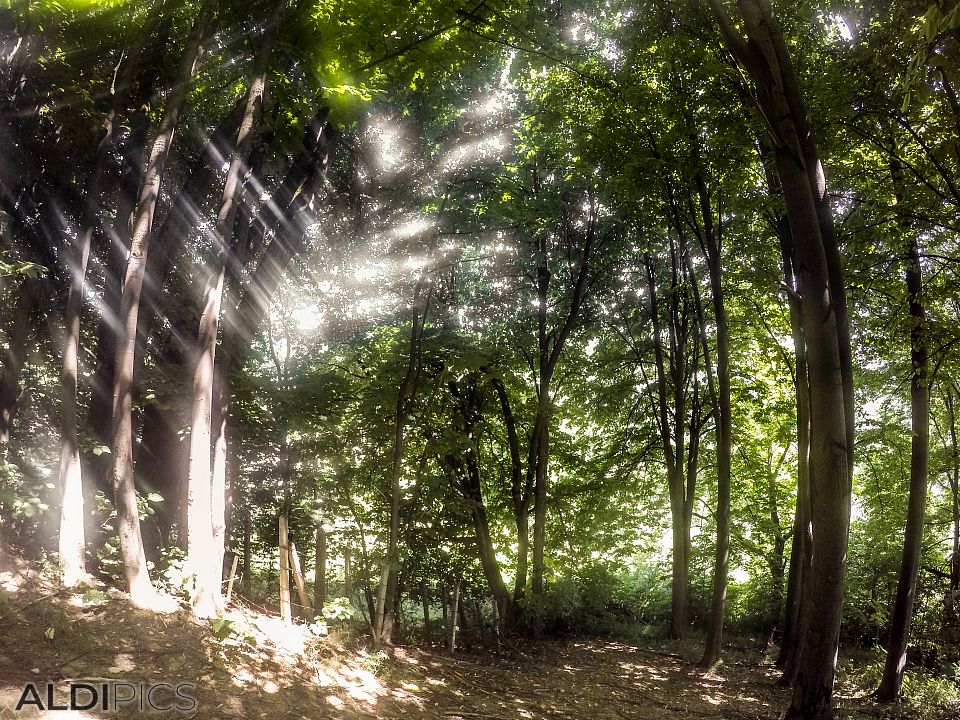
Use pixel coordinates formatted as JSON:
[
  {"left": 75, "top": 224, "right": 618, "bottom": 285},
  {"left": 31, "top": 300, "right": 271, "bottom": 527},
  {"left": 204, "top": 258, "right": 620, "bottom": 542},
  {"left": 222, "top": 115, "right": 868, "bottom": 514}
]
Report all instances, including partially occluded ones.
[
  {"left": 186, "top": 0, "right": 284, "bottom": 619},
  {"left": 109, "top": 1, "right": 212, "bottom": 607},
  {"left": 875, "top": 160, "right": 931, "bottom": 702},
  {"left": 694, "top": 172, "right": 732, "bottom": 668},
  {"left": 57, "top": 106, "right": 113, "bottom": 588},
  {"left": 707, "top": 2, "right": 854, "bottom": 717}
]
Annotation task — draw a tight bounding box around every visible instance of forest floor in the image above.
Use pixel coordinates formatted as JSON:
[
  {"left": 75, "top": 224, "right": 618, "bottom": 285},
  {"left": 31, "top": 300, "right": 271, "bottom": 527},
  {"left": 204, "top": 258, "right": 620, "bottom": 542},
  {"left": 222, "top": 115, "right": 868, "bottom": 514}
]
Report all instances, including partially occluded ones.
[{"left": 0, "top": 548, "right": 926, "bottom": 719}]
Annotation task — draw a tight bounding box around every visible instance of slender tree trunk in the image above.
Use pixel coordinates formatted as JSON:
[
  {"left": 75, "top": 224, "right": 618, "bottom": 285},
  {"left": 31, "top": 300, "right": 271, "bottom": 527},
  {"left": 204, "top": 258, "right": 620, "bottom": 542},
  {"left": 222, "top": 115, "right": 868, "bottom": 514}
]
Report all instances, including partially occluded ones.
[
  {"left": 186, "top": 7, "right": 277, "bottom": 617},
  {"left": 876, "top": 175, "right": 930, "bottom": 702},
  {"left": 449, "top": 379, "right": 513, "bottom": 619},
  {"left": 88, "top": 6, "right": 167, "bottom": 454},
  {"left": 109, "top": 1, "right": 212, "bottom": 607},
  {"left": 57, "top": 109, "right": 114, "bottom": 587},
  {"left": 778, "top": 502, "right": 803, "bottom": 665},
  {"left": 645, "top": 251, "right": 691, "bottom": 639},
  {"left": 530, "top": 200, "right": 596, "bottom": 598},
  {"left": 344, "top": 546, "right": 352, "bottom": 599},
  {"left": 779, "top": 313, "right": 814, "bottom": 687},
  {"left": 422, "top": 581, "right": 431, "bottom": 643},
  {"left": 696, "top": 175, "right": 731, "bottom": 669},
  {"left": 531, "top": 232, "right": 551, "bottom": 598},
  {"left": 709, "top": 5, "right": 853, "bottom": 716},
  {"left": 314, "top": 523, "right": 326, "bottom": 612},
  {"left": 773, "top": 206, "right": 812, "bottom": 678},
  {"left": 669, "top": 467, "right": 689, "bottom": 639},
  {"left": 491, "top": 376, "right": 528, "bottom": 605},
  {"left": 242, "top": 504, "right": 251, "bottom": 592},
  {"left": 530, "top": 388, "right": 550, "bottom": 596},
  {"left": 449, "top": 577, "right": 461, "bottom": 654},
  {"left": 374, "top": 281, "right": 428, "bottom": 645},
  {"left": 441, "top": 583, "right": 449, "bottom": 647},
  {"left": 947, "top": 390, "right": 960, "bottom": 593}
]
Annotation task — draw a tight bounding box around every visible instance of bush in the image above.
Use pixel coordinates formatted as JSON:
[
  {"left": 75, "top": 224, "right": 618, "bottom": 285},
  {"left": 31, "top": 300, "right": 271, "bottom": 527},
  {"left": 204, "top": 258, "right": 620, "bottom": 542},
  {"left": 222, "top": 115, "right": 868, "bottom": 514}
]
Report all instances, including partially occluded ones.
[{"left": 523, "top": 562, "right": 667, "bottom": 637}]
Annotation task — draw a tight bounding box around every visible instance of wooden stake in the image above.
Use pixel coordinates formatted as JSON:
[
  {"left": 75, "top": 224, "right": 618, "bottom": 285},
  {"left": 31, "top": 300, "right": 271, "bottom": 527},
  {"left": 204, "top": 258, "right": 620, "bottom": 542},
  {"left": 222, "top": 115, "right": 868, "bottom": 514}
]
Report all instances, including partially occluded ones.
[
  {"left": 491, "top": 594, "right": 502, "bottom": 654},
  {"left": 279, "top": 513, "right": 291, "bottom": 623},
  {"left": 449, "top": 577, "right": 461, "bottom": 654},
  {"left": 344, "top": 547, "right": 352, "bottom": 599},
  {"left": 422, "top": 581, "right": 431, "bottom": 644},
  {"left": 225, "top": 554, "right": 239, "bottom": 605},
  {"left": 289, "top": 539, "right": 312, "bottom": 616}
]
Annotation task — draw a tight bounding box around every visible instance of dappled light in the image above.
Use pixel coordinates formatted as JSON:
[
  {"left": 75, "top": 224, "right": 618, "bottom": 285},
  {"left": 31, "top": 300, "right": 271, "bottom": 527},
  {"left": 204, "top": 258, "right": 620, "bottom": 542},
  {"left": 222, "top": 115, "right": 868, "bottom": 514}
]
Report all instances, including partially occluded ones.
[{"left": 4, "top": 0, "right": 960, "bottom": 719}]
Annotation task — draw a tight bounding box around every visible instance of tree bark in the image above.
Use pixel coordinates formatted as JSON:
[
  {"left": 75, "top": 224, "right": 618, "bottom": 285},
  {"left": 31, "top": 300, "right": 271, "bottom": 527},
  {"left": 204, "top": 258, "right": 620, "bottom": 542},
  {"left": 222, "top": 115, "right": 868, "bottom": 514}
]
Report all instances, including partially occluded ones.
[
  {"left": 449, "top": 577, "right": 461, "bottom": 654},
  {"left": 707, "top": 3, "right": 853, "bottom": 716},
  {"left": 530, "top": 197, "right": 598, "bottom": 597},
  {"left": 644, "top": 249, "right": 698, "bottom": 640},
  {"left": 109, "top": 0, "right": 212, "bottom": 607},
  {"left": 374, "top": 280, "right": 429, "bottom": 645},
  {"left": 314, "top": 523, "right": 327, "bottom": 613},
  {"left": 57, "top": 108, "right": 114, "bottom": 588},
  {"left": 448, "top": 376, "right": 513, "bottom": 620},
  {"left": 289, "top": 539, "right": 311, "bottom": 616},
  {"left": 779, "top": 281, "right": 814, "bottom": 687},
  {"left": 242, "top": 504, "right": 251, "bottom": 592},
  {"left": 696, "top": 174, "right": 731, "bottom": 669},
  {"left": 876, "top": 165, "right": 930, "bottom": 702},
  {"left": 344, "top": 546, "right": 353, "bottom": 599},
  {"left": 422, "top": 581, "right": 431, "bottom": 643},
  {"left": 491, "top": 376, "right": 528, "bottom": 605},
  {"left": 187, "top": 3, "right": 278, "bottom": 618}
]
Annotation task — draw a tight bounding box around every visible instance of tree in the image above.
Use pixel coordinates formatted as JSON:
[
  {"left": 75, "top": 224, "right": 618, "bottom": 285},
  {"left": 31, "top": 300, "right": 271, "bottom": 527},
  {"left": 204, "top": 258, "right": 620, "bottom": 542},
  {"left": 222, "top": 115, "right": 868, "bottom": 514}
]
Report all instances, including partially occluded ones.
[
  {"left": 875, "top": 160, "right": 931, "bottom": 702},
  {"left": 109, "top": 1, "right": 213, "bottom": 607},
  {"left": 186, "top": 0, "right": 284, "bottom": 619},
  {"left": 707, "top": 1, "right": 854, "bottom": 716}
]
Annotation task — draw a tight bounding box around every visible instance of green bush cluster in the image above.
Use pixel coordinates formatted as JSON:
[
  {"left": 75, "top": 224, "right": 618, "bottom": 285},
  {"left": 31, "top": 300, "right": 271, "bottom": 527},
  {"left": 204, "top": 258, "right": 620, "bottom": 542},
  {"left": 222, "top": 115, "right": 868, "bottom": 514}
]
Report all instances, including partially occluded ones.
[{"left": 524, "top": 562, "right": 669, "bottom": 637}]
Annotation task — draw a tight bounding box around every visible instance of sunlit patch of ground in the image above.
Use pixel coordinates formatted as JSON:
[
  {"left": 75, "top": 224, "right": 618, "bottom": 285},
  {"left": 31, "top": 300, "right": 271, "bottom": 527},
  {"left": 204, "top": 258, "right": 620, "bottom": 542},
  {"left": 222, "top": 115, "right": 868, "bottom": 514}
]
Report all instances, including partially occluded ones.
[{"left": 0, "top": 546, "right": 900, "bottom": 719}]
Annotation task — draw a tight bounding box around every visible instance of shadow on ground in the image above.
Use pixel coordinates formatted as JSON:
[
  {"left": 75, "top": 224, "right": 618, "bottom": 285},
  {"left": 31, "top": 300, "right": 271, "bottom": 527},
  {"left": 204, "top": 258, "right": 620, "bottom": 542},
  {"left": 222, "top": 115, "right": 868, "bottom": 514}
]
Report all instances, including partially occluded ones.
[{"left": 0, "top": 549, "right": 889, "bottom": 719}]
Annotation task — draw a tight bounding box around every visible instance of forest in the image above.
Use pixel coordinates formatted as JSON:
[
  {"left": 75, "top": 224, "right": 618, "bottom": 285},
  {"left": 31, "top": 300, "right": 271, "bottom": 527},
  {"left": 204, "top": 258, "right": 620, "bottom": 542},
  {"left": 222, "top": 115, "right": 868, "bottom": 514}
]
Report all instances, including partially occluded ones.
[{"left": 1, "top": 0, "right": 960, "bottom": 718}]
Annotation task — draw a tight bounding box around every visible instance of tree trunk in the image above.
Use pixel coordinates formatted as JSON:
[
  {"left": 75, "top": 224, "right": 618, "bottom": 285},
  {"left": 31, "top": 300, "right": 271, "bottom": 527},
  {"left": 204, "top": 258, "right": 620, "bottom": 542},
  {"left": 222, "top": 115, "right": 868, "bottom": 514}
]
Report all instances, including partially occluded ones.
[
  {"left": 696, "top": 175, "right": 731, "bottom": 669},
  {"left": 669, "top": 467, "right": 689, "bottom": 639},
  {"left": 530, "top": 199, "right": 597, "bottom": 598},
  {"left": 491, "top": 376, "right": 528, "bottom": 605},
  {"left": 186, "top": 7, "right": 277, "bottom": 617},
  {"left": 645, "top": 250, "right": 692, "bottom": 640},
  {"left": 242, "top": 505, "right": 251, "bottom": 592},
  {"left": 947, "top": 390, "right": 960, "bottom": 594},
  {"left": 374, "top": 281, "right": 429, "bottom": 645},
  {"left": 441, "top": 583, "right": 449, "bottom": 647},
  {"left": 779, "top": 308, "right": 814, "bottom": 687},
  {"left": 57, "top": 108, "right": 114, "bottom": 587},
  {"left": 422, "top": 581, "right": 431, "bottom": 644},
  {"left": 772, "top": 204, "right": 812, "bottom": 679},
  {"left": 778, "top": 500, "right": 804, "bottom": 668},
  {"left": 876, "top": 173, "right": 930, "bottom": 702},
  {"left": 88, "top": 8, "right": 167, "bottom": 454},
  {"left": 314, "top": 523, "right": 327, "bottom": 613},
  {"left": 109, "top": 0, "right": 212, "bottom": 608},
  {"left": 709, "top": 4, "right": 853, "bottom": 717},
  {"left": 449, "top": 577, "right": 461, "bottom": 654},
  {"left": 344, "top": 546, "right": 352, "bottom": 599}
]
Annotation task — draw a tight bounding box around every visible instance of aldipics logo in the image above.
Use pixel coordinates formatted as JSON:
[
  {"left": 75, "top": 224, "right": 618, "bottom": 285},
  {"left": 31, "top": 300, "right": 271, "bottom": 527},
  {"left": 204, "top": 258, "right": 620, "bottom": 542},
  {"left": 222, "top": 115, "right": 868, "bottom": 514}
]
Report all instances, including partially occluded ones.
[{"left": 11, "top": 682, "right": 197, "bottom": 713}]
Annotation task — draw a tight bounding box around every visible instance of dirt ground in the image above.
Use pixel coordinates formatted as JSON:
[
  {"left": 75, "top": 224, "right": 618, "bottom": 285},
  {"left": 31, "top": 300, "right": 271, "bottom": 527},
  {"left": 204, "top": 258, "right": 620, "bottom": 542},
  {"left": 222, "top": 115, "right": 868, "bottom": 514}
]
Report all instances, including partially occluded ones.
[{"left": 0, "top": 550, "right": 893, "bottom": 719}]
